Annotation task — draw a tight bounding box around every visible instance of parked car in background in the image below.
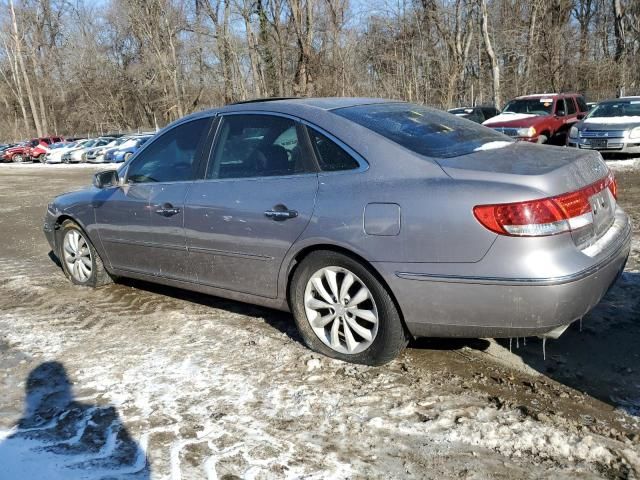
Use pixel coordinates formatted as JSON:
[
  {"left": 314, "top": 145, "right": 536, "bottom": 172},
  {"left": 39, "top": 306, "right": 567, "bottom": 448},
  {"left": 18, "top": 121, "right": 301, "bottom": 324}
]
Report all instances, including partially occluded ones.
[
  {"left": 86, "top": 137, "right": 130, "bottom": 163},
  {"left": 483, "top": 93, "right": 589, "bottom": 144},
  {"left": 567, "top": 96, "right": 640, "bottom": 154},
  {"left": 448, "top": 106, "right": 499, "bottom": 124},
  {"left": 104, "top": 135, "right": 153, "bottom": 163},
  {"left": 45, "top": 140, "right": 86, "bottom": 164},
  {"left": 587, "top": 102, "right": 598, "bottom": 111},
  {"left": 62, "top": 138, "right": 112, "bottom": 163},
  {"left": 2, "top": 141, "right": 31, "bottom": 162},
  {"left": 27, "top": 136, "right": 64, "bottom": 162},
  {"left": 43, "top": 98, "right": 629, "bottom": 365}
]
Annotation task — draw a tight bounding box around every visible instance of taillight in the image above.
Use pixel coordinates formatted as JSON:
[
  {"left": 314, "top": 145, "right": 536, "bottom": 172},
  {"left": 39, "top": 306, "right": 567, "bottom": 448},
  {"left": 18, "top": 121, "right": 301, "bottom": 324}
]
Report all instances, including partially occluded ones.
[{"left": 474, "top": 171, "right": 617, "bottom": 237}]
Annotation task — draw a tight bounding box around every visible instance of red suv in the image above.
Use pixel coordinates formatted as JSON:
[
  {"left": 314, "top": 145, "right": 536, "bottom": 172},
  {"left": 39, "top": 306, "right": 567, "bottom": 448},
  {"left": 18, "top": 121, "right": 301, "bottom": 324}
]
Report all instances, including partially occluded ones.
[
  {"left": 482, "top": 93, "right": 589, "bottom": 144},
  {"left": 27, "top": 136, "right": 64, "bottom": 162}
]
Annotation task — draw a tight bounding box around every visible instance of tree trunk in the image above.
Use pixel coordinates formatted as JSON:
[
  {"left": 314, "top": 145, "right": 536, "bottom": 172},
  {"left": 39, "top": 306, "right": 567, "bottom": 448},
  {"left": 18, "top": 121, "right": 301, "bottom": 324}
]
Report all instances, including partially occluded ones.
[
  {"left": 613, "top": 0, "right": 626, "bottom": 96},
  {"left": 480, "top": 0, "right": 501, "bottom": 109},
  {"left": 10, "top": 0, "right": 43, "bottom": 136}
]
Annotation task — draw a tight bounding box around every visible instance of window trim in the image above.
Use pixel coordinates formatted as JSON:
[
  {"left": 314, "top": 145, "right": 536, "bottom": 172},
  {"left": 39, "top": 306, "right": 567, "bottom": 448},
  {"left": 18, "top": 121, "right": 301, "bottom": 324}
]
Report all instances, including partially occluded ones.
[{"left": 123, "top": 115, "right": 215, "bottom": 185}]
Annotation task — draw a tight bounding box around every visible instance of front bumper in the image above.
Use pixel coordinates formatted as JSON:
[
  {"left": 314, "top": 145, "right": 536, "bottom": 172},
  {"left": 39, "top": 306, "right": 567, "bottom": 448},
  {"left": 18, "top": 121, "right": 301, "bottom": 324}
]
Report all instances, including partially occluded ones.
[
  {"left": 375, "top": 210, "right": 631, "bottom": 339},
  {"left": 568, "top": 137, "right": 640, "bottom": 154}
]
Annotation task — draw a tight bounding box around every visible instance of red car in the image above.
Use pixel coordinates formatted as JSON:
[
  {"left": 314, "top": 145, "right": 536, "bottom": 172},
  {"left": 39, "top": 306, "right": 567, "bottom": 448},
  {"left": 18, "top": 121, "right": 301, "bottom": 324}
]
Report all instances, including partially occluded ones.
[
  {"left": 482, "top": 93, "right": 589, "bottom": 144},
  {"left": 2, "top": 137, "right": 64, "bottom": 162}
]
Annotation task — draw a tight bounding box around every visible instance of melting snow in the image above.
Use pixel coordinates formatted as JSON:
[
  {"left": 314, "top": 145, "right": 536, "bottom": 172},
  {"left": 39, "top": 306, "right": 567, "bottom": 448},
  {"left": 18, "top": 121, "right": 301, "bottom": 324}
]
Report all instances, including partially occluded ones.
[
  {"left": 483, "top": 113, "right": 538, "bottom": 125},
  {"left": 474, "top": 141, "right": 513, "bottom": 151}
]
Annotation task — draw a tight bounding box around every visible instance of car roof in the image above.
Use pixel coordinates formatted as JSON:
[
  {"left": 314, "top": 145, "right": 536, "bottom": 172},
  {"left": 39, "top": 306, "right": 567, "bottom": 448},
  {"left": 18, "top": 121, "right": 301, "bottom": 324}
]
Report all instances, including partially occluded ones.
[
  {"left": 180, "top": 97, "right": 400, "bottom": 123},
  {"left": 514, "top": 93, "right": 581, "bottom": 99}
]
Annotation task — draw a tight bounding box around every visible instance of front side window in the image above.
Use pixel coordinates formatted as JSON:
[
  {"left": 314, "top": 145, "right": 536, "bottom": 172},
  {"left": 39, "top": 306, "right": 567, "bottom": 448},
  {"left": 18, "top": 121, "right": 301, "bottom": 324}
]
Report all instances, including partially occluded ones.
[
  {"left": 333, "top": 103, "right": 511, "bottom": 159},
  {"left": 307, "top": 128, "right": 360, "bottom": 171},
  {"left": 127, "top": 117, "right": 211, "bottom": 183},
  {"left": 566, "top": 98, "right": 577, "bottom": 115},
  {"left": 555, "top": 99, "right": 567, "bottom": 116},
  {"left": 576, "top": 96, "right": 589, "bottom": 112},
  {"left": 207, "top": 114, "right": 313, "bottom": 179}
]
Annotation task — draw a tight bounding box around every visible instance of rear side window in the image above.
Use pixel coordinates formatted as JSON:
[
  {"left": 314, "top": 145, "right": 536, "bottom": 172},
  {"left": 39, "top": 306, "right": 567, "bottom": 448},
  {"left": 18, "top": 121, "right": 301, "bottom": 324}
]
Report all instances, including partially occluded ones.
[
  {"left": 307, "top": 129, "right": 360, "bottom": 171},
  {"left": 207, "top": 114, "right": 314, "bottom": 179},
  {"left": 576, "top": 96, "right": 589, "bottom": 112},
  {"left": 333, "top": 103, "right": 510, "bottom": 159},
  {"left": 566, "top": 98, "right": 577, "bottom": 115}
]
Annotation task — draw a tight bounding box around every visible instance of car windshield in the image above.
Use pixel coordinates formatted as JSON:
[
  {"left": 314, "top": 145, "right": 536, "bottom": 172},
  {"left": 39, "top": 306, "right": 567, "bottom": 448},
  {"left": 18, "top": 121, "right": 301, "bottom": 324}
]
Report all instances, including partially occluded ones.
[
  {"left": 50, "top": 143, "right": 65, "bottom": 149},
  {"left": 119, "top": 139, "right": 138, "bottom": 149},
  {"left": 502, "top": 98, "right": 553, "bottom": 116},
  {"left": 588, "top": 101, "right": 640, "bottom": 118},
  {"left": 333, "top": 103, "right": 511, "bottom": 158}
]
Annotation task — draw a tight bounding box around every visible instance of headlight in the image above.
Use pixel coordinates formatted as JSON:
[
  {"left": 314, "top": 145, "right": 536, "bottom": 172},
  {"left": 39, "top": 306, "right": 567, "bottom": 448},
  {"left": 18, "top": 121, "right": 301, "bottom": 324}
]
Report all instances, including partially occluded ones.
[
  {"left": 569, "top": 126, "right": 579, "bottom": 139},
  {"left": 517, "top": 127, "right": 536, "bottom": 137},
  {"left": 629, "top": 127, "right": 640, "bottom": 139}
]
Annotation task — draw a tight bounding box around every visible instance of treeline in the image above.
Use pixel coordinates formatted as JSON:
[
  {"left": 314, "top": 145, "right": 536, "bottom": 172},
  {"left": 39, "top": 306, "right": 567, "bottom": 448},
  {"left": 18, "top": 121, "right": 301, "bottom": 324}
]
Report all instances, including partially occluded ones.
[{"left": 1, "top": 0, "right": 639, "bottom": 142}]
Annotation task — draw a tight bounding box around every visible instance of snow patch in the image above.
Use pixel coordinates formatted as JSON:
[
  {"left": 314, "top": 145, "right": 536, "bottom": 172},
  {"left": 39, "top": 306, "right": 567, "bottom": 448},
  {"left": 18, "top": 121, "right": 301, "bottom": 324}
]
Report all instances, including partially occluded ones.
[
  {"left": 584, "top": 116, "right": 640, "bottom": 125},
  {"left": 483, "top": 113, "right": 537, "bottom": 125},
  {"left": 474, "top": 141, "right": 513, "bottom": 152},
  {"left": 606, "top": 158, "right": 640, "bottom": 171}
]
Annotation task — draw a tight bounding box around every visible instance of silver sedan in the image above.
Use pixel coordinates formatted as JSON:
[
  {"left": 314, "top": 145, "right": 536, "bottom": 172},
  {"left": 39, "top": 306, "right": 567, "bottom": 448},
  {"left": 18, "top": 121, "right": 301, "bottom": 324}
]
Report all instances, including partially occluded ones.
[
  {"left": 44, "top": 98, "right": 631, "bottom": 365},
  {"left": 567, "top": 96, "right": 640, "bottom": 154}
]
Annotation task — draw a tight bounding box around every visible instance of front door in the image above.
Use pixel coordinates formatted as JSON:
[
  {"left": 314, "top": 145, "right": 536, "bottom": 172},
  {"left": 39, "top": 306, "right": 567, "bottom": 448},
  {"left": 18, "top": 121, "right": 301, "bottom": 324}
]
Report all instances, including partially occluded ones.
[
  {"left": 184, "top": 113, "right": 318, "bottom": 298},
  {"left": 96, "top": 116, "right": 213, "bottom": 278}
]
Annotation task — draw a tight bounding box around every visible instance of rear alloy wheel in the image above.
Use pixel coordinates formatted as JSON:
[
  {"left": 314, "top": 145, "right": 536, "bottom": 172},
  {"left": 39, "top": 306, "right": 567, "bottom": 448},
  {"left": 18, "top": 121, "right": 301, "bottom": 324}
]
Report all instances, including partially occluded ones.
[
  {"left": 290, "top": 251, "right": 408, "bottom": 365},
  {"left": 59, "top": 220, "right": 112, "bottom": 287}
]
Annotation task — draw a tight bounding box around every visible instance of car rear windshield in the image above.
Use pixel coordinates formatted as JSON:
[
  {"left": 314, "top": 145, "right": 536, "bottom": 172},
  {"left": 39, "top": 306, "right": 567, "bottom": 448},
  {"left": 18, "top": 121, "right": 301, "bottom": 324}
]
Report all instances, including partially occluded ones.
[
  {"left": 333, "top": 103, "right": 510, "bottom": 158},
  {"left": 588, "top": 101, "right": 640, "bottom": 118}
]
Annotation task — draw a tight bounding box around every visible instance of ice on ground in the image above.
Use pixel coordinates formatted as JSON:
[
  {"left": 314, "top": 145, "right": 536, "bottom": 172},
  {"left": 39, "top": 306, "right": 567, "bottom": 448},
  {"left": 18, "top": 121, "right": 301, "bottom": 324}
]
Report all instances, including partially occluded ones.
[
  {"left": 606, "top": 157, "right": 640, "bottom": 171},
  {"left": 483, "top": 113, "right": 537, "bottom": 125},
  {"left": 474, "top": 141, "right": 513, "bottom": 151}
]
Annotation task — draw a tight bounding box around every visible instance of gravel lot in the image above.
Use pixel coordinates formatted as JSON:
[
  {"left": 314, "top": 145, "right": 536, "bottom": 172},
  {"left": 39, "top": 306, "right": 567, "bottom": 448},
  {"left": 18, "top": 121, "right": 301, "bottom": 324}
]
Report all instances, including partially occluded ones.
[{"left": 0, "top": 160, "right": 638, "bottom": 479}]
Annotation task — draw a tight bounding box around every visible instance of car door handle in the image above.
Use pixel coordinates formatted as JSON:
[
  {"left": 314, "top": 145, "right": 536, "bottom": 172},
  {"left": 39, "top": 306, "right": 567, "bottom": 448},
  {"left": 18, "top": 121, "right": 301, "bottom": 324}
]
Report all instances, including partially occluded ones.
[
  {"left": 264, "top": 207, "right": 298, "bottom": 221},
  {"left": 155, "top": 203, "right": 181, "bottom": 217}
]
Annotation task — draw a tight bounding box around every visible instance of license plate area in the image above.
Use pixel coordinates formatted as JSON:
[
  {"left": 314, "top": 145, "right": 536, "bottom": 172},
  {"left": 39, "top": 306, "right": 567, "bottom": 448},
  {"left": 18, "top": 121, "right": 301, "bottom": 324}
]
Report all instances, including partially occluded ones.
[
  {"left": 589, "top": 139, "right": 608, "bottom": 149},
  {"left": 589, "top": 189, "right": 614, "bottom": 237}
]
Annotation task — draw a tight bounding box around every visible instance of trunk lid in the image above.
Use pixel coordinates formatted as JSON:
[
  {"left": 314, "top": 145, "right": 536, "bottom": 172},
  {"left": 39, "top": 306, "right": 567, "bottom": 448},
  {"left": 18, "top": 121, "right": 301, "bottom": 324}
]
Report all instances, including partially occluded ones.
[{"left": 435, "top": 142, "right": 615, "bottom": 248}]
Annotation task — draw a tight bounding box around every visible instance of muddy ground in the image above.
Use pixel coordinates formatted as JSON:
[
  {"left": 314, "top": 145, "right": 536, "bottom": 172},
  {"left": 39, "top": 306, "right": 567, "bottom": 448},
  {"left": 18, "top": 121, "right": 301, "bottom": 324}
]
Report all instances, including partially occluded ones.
[{"left": 0, "top": 160, "right": 638, "bottom": 479}]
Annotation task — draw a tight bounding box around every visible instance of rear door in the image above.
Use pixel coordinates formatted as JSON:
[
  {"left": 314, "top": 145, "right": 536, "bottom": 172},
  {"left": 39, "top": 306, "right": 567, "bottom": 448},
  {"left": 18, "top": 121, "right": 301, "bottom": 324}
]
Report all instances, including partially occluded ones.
[{"left": 183, "top": 113, "right": 318, "bottom": 298}]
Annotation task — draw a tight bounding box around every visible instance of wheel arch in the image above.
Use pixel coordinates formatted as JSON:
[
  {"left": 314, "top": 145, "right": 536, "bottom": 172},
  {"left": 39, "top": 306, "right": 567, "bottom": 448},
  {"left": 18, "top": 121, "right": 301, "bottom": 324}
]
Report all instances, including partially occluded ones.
[{"left": 283, "top": 243, "right": 408, "bottom": 331}]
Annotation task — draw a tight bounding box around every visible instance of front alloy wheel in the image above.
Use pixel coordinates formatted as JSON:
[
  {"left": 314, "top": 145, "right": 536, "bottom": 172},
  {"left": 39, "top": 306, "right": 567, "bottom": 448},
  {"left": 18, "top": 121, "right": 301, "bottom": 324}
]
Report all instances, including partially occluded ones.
[
  {"left": 58, "top": 220, "right": 112, "bottom": 287},
  {"left": 63, "top": 229, "right": 93, "bottom": 283}
]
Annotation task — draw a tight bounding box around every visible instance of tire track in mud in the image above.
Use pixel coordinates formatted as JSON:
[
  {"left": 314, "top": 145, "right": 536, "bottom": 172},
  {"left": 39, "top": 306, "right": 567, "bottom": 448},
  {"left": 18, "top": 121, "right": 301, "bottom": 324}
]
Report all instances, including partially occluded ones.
[{"left": 1, "top": 250, "right": 639, "bottom": 477}]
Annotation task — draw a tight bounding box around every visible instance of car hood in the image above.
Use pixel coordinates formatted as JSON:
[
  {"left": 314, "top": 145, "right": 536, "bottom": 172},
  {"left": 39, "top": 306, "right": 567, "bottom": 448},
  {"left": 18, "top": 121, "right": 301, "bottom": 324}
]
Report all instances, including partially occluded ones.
[
  {"left": 434, "top": 141, "right": 608, "bottom": 197},
  {"left": 482, "top": 113, "right": 547, "bottom": 128},
  {"left": 578, "top": 117, "right": 640, "bottom": 130}
]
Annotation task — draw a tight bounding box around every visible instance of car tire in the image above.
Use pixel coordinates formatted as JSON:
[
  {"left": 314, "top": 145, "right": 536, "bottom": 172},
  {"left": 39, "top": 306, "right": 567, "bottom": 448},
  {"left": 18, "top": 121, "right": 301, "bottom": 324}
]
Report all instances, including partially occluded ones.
[
  {"left": 124, "top": 152, "right": 132, "bottom": 161},
  {"left": 13, "top": 154, "right": 23, "bottom": 163},
  {"left": 537, "top": 134, "right": 548, "bottom": 144},
  {"left": 58, "top": 220, "right": 112, "bottom": 288},
  {"left": 289, "top": 250, "right": 409, "bottom": 366}
]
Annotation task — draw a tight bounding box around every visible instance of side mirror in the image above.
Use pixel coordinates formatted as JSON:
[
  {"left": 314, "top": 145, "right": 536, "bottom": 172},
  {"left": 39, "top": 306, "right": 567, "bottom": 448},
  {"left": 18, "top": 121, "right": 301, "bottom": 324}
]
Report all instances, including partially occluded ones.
[
  {"left": 577, "top": 113, "right": 586, "bottom": 120},
  {"left": 556, "top": 110, "right": 566, "bottom": 117},
  {"left": 93, "top": 169, "right": 119, "bottom": 188}
]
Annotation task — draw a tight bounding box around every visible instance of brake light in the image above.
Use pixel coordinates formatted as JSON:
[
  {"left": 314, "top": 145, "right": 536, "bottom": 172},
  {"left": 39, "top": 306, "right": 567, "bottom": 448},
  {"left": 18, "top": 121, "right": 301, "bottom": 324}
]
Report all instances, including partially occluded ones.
[{"left": 473, "top": 171, "right": 617, "bottom": 237}]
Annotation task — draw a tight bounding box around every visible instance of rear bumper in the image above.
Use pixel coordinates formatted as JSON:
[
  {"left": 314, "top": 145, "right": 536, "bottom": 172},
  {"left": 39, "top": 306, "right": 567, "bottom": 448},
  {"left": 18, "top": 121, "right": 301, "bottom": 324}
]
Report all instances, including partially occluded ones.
[{"left": 376, "top": 212, "right": 631, "bottom": 338}]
